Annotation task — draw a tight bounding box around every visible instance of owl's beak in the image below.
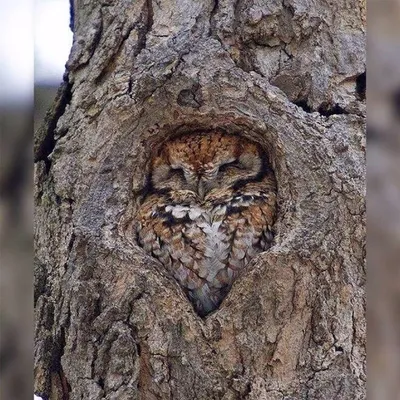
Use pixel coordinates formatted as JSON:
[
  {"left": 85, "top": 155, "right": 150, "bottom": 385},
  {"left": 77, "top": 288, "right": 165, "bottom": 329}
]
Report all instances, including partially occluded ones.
[{"left": 197, "top": 178, "right": 206, "bottom": 200}]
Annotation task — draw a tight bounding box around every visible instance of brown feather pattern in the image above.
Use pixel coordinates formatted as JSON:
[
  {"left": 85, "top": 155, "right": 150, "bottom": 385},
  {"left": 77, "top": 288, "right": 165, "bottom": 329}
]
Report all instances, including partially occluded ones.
[{"left": 135, "top": 132, "right": 277, "bottom": 316}]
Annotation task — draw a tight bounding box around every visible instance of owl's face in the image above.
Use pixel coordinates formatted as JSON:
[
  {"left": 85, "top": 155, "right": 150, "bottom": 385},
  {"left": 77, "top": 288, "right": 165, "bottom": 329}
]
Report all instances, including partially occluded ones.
[{"left": 150, "top": 132, "right": 266, "bottom": 199}]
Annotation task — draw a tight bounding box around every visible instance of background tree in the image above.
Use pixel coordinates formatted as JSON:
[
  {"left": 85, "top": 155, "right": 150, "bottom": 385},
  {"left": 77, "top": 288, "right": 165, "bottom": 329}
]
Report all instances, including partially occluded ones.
[{"left": 34, "top": 0, "right": 366, "bottom": 398}]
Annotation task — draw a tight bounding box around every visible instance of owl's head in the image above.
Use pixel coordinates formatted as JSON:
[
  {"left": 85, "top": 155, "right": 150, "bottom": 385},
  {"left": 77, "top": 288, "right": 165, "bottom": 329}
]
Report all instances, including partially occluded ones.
[{"left": 149, "top": 132, "right": 269, "bottom": 198}]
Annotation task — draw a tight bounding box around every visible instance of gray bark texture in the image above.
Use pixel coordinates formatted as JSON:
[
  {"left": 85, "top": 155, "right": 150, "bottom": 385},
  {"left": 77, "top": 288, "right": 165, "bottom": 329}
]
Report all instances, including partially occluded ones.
[{"left": 34, "top": 0, "right": 366, "bottom": 399}]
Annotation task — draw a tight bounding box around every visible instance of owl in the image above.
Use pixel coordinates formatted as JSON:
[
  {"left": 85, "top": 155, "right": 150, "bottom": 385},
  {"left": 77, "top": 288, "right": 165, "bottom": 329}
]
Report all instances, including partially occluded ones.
[{"left": 135, "top": 131, "right": 277, "bottom": 316}]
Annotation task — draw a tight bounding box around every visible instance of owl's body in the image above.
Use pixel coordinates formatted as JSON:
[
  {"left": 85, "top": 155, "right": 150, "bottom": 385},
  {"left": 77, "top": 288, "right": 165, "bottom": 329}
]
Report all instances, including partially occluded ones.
[{"left": 136, "top": 132, "right": 276, "bottom": 316}]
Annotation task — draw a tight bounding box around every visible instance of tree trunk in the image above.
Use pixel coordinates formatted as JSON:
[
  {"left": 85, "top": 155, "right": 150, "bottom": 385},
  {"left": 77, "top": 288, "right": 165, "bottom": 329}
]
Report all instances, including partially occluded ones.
[{"left": 34, "top": 0, "right": 366, "bottom": 399}]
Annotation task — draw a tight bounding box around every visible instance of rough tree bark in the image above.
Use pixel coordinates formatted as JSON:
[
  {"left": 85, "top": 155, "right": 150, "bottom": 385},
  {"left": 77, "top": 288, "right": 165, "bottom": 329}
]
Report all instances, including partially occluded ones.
[{"left": 34, "top": 0, "right": 366, "bottom": 399}]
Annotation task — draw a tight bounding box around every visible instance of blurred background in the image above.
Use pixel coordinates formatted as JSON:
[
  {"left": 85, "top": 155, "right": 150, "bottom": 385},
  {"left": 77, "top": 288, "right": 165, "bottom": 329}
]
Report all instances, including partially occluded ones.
[
  {"left": 0, "top": 0, "right": 399, "bottom": 399},
  {"left": 0, "top": 0, "right": 72, "bottom": 399},
  {"left": 368, "top": 0, "right": 400, "bottom": 398},
  {"left": 35, "top": 0, "right": 72, "bottom": 127}
]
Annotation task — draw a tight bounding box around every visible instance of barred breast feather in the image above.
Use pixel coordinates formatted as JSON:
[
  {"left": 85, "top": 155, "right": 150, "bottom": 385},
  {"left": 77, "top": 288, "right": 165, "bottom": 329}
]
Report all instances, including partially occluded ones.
[{"left": 136, "top": 177, "right": 276, "bottom": 316}]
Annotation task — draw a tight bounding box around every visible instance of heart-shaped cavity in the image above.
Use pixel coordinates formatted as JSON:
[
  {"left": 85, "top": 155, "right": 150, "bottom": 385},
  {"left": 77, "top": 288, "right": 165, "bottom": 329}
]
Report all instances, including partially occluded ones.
[{"left": 135, "top": 131, "right": 277, "bottom": 316}]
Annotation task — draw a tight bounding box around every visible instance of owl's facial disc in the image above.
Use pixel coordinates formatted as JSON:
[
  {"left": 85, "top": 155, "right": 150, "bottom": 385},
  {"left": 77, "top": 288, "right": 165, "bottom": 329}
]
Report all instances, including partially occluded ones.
[{"left": 150, "top": 132, "right": 266, "bottom": 197}]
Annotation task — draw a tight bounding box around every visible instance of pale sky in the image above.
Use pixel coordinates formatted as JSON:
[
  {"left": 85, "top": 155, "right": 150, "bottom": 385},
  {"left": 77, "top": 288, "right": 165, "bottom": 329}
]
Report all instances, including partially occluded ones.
[
  {"left": 35, "top": 0, "right": 72, "bottom": 83},
  {"left": 0, "top": 0, "right": 72, "bottom": 105}
]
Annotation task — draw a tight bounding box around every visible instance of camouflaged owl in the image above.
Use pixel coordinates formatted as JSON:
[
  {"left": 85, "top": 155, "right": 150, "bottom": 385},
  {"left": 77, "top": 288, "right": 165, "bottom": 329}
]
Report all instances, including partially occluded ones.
[{"left": 136, "top": 131, "right": 277, "bottom": 316}]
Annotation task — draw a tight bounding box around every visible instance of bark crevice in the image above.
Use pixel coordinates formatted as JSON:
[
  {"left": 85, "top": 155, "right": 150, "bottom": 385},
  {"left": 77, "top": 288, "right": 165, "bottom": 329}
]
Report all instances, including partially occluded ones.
[{"left": 34, "top": 75, "right": 72, "bottom": 170}]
